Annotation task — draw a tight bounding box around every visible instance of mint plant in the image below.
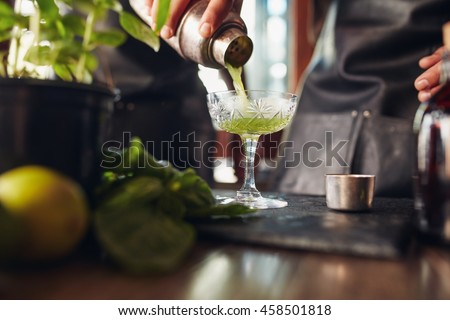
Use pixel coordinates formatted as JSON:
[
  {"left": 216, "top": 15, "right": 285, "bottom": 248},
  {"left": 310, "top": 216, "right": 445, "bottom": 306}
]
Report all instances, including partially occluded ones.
[{"left": 0, "top": 0, "right": 170, "bottom": 83}]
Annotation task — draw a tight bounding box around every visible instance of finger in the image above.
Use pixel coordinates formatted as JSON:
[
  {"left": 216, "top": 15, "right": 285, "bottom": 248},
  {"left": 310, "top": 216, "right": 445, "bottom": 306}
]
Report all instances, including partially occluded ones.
[
  {"left": 418, "top": 90, "right": 431, "bottom": 102},
  {"left": 157, "top": 0, "right": 191, "bottom": 39},
  {"left": 419, "top": 46, "right": 445, "bottom": 69},
  {"left": 430, "top": 84, "right": 443, "bottom": 97},
  {"left": 150, "top": 0, "right": 160, "bottom": 30},
  {"left": 149, "top": 0, "right": 153, "bottom": 15},
  {"left": 418, "top": 84, "right": 443, "bottom": 102},
  {"left": 147, "top": 0, "right": 159, "bottom": 30},
  {"left": 199, "top": 0, "right": 234, "bottom": 38},
  {"left": 130, "top": 0, "right": 154, "bottom": 27},
  {"left": 414, "top": 63, "right": 441, "bottom": 91}
]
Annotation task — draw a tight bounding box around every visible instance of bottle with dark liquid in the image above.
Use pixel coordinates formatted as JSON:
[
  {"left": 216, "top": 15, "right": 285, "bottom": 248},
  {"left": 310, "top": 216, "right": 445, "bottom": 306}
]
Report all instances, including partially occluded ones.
[{"left": 414, "top": 22, "right": 450, "bottom": 241}]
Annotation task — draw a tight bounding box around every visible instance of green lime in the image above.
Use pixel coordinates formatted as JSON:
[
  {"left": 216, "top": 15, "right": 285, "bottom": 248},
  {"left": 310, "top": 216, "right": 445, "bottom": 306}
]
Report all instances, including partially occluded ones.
[{"left": 0, "top": 166, "right": 89, "bottom": 261}]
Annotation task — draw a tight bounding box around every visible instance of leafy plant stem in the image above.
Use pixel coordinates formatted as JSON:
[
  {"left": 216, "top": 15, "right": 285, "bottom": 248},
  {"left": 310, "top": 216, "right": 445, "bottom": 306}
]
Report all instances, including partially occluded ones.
[
  {"left": 29, "top": 2, "right": 41, "bottom": 74},
  {"left": 9, "top": 31, "right": 20, "bottom": 77},
  {"left": 9, "top": 0, "right": 24, "bottom": 77},
  {"left": 75, "top": 10, "right": 95, "bottom": 82},
  {"left": 30, "top": 3, "right": 40, "bottom": 45}
]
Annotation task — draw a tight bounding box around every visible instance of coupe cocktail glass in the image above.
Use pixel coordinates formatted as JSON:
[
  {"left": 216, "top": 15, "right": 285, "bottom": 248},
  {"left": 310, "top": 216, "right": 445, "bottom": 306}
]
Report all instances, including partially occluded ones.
[{"left": 207, "top": 90, "right": 298, "bottom": 209}]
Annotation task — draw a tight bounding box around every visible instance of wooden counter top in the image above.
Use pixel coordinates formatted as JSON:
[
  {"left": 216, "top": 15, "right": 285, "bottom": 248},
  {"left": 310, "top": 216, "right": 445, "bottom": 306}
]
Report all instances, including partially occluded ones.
[
  {"left": 1, "top": 195, "right": 450, "bottom": 300},
  {"left": 1, "top": 240, "right": 450, "bottom": 299}
]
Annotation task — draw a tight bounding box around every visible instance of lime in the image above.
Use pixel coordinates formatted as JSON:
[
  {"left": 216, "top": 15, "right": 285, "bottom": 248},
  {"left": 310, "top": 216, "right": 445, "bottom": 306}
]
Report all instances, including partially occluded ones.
[{"left": 0, "top": 166, "right": 89, "bottom": 261}]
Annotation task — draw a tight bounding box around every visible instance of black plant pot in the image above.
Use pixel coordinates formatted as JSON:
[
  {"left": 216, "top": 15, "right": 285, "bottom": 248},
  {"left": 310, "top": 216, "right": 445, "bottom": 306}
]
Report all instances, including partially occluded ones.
[{"left": 0, "top": 78, "right": 115, "bottom": 195}]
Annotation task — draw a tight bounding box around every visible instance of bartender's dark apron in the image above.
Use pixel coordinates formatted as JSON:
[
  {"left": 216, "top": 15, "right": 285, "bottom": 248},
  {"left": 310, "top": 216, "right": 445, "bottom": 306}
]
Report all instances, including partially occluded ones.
[{"left": 275, "top": 0, "right": 450, "bottom": 197}]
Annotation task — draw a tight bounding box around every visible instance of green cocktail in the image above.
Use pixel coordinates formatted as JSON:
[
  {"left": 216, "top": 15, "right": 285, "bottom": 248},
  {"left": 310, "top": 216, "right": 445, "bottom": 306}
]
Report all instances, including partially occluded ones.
[
  {"left": 207, "top": 90, "right": 298, "bottom": 209},
  {"left": 221, "top": 117, "right": 292, "bottom": 137}
]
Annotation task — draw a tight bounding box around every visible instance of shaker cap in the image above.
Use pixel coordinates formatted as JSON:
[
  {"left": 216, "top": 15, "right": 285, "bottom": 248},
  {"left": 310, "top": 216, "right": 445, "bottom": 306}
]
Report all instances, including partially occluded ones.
[{"left": 211, "top": 28, "right": 253, "bottom": 68}]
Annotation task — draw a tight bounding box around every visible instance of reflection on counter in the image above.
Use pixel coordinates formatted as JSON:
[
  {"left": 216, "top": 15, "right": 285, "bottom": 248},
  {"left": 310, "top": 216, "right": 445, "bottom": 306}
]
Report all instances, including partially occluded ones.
[{"left": 186, "top": 250, "right": 293, "bottom": 299}]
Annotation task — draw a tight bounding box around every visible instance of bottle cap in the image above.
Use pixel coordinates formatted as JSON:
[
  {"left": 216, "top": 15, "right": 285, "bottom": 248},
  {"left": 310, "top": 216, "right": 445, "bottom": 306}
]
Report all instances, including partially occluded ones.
[{"left": 443, "top": 21, "right": 450, "bottom": 50}]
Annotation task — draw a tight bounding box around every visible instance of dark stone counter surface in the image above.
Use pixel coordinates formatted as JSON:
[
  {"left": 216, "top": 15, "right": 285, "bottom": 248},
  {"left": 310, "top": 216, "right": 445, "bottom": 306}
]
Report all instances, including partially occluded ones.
[{"left": 195, "top": 192, "right": 415, "bottom": 259}]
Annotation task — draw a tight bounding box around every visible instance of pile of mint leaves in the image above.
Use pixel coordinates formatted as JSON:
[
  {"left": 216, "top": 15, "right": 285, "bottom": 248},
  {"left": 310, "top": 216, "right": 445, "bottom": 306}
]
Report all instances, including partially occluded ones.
[{"left": 94, "top": 138, "right": 255, "bottom": 274}]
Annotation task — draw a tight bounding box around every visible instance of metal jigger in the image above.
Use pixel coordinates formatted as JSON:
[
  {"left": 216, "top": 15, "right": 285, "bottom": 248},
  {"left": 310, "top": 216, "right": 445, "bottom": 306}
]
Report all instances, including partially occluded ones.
[{"left": 325, "top": 174, "right": 376, "bottom": 212}]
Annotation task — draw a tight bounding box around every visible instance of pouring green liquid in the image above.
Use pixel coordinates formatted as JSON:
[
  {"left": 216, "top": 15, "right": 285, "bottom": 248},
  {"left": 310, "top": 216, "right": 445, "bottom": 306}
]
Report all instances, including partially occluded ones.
[
  {"left": 226, "top": 63, "right": 246, "bottom": 95},
  {"left": 223, "top": 63, "right": 291, "bottom": 136}
]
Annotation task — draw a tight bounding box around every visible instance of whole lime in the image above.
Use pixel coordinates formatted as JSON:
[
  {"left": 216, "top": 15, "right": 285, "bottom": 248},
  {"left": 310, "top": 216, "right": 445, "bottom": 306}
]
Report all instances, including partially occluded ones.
[{"left": 0, "top": 166, "right": 89, "bottom": 261}]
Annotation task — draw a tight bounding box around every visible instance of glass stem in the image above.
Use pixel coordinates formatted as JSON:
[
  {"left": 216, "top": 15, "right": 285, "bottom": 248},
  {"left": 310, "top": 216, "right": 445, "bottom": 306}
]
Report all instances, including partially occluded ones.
[{"left": 237, "top": 135, "right": 261, "bottom": 201}]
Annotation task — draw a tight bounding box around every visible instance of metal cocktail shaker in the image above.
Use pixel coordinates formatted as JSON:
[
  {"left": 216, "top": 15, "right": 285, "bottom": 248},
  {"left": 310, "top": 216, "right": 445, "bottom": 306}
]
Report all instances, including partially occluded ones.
[{"left": 130, "top": 0, "right": 253, "bottom": 68}]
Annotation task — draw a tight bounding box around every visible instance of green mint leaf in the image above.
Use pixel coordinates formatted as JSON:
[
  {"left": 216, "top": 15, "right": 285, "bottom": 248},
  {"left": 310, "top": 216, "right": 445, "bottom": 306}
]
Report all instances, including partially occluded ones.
[
  {"left": 84, "top": 51, "right": 99, "bottom": 73},
  {"left": 53, "top": 64, "right": 74, "bottom": 81},
  {"left": 24, "top": 45, "right": 57, "bottom": 66},
  {"left": 95, "top": 207, "right": 196, "bottom": 274},
  {"left": 155, "top": 0, "right": 171, "bottom": 32},
  {"left": 61, "top": 14, "right": 86, "bottom": 37},
  {"left": 0, "top": 3, "right": 18, "bottom": 32},
  {"left": 0, "top": 17, "right": 14, "bottom": 32},
  {"left": 91, "top": 29, "right": 127, "bottom": 47},
  {"left": 0, "top": 2, "right": 13, "bottom": 16},
  {"left": 97, "top": 0, "right": 123, "bottom": 12},
  {"left": 36, "top": 0, "right": 60, "bottom": 19},
  {"left": 70, "top": 0, "right": 95, "bottom": 15},
  {"left": 119, "top": 11, "right": 160, "bottom": 52}
]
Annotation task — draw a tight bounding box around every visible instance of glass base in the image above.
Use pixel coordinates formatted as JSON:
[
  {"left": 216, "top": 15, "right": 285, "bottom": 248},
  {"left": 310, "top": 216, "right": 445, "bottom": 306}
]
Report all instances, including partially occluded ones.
[{"left": 216, "top": 194, "right": 288, "bottom": 209}]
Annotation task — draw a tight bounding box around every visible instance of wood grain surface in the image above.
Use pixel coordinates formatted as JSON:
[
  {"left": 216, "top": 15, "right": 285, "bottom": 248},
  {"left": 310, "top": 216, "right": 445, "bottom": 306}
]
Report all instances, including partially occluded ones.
[{"left": 1, "top": 240, "right": 450, "bottom": 300}]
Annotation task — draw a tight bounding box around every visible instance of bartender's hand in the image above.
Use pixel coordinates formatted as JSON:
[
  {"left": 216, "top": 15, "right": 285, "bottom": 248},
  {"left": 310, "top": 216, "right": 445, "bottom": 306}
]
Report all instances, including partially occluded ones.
[
  {"left": 415, "top": 46, "right": 445, "bottom": 102},
  {"left": 145, "top": 0, "right": 243, "bottom": 39}
]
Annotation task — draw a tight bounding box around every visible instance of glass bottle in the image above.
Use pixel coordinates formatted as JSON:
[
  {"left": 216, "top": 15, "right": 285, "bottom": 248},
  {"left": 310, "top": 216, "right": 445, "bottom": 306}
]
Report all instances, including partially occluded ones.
[{"left": 414, "top": 22, "right": 450, "bottom": 242}]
